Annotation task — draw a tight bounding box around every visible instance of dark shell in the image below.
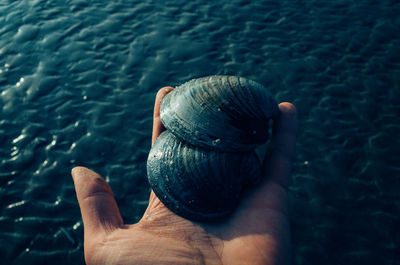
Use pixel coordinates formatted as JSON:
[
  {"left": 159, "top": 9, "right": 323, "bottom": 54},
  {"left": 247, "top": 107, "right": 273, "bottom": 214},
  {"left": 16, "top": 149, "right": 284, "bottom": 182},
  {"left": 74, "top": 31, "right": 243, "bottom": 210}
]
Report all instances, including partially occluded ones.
[
  {"left": 160, "top": 75, "right": 279, "bottom": 151},
  {"left": 147, "top": 130, "right": 262, "bottom": 221},
  {"left": 147, "top": 75, "right": 278, "bottom": 221}
]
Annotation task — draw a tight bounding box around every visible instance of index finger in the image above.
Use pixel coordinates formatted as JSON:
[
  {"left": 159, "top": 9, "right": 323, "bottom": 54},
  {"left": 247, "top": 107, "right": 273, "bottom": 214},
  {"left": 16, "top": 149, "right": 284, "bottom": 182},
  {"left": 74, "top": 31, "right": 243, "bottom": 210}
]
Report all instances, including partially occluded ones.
[{"left": 152, "top": 86, "right": 174, "bottom": 145}]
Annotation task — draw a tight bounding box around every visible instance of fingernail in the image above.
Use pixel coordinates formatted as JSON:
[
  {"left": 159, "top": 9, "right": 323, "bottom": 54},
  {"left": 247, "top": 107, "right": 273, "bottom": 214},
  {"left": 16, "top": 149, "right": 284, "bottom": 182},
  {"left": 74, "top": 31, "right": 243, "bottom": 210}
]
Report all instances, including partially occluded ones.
[
  {"left": 164, "top": 86, "right": 174, "bottom": 93},
  {"left": 71, "top": 166, "right": 101, "bottom": 180}
]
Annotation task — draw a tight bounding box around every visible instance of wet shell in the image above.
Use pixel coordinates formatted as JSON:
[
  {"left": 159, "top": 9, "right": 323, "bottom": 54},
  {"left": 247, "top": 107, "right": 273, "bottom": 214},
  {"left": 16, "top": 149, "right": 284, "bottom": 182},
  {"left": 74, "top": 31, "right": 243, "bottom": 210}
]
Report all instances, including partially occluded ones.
[
  {"left": 160, "top": 75, "right": 279, "bottom": 151},
  {"left": 147, "top": 75, "right": 278, "bottom": 221},
  {"left": 147, "top": 130, "right": 262, "bottom": 221}
]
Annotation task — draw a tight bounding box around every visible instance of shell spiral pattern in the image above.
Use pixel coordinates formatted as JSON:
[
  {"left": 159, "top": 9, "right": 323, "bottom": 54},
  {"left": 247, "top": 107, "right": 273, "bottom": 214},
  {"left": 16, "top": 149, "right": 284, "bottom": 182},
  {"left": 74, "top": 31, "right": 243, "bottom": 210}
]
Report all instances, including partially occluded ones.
[{"left": 147, "top": 76, "right": 279, "bottom": 222}]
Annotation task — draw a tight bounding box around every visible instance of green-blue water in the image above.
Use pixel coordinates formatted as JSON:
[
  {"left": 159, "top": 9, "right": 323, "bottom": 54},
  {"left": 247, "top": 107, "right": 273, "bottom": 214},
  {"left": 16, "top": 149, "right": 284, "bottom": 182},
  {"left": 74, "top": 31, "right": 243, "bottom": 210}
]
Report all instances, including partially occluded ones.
[{"left": 1, "top": 0, "right": 399, "bottom": 264}]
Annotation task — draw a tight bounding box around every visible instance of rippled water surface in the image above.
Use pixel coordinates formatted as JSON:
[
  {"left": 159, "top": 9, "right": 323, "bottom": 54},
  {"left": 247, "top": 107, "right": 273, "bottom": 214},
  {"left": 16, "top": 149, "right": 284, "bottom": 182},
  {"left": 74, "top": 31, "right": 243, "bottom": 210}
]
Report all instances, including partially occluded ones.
[{"left": 1, "top": 0, "right": 399, "bottom": 264}]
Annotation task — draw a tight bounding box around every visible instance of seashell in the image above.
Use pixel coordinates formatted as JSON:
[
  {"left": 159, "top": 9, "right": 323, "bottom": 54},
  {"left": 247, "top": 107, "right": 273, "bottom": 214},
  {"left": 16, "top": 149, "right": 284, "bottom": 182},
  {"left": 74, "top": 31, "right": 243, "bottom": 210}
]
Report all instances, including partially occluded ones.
[
  {"left": 147, "top": 130, "right": 262, "bottom": 221},
  {"left": 160, "top": 75, "right": 278, "bottom": 151},
  {"left": 147, "top": 75, "right": 278, "bottom": 222}
]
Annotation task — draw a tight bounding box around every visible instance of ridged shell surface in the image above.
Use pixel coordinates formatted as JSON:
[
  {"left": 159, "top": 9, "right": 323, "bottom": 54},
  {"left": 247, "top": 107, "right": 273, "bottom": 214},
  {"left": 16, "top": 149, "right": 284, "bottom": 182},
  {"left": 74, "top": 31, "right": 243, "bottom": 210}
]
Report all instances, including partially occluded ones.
[
  {"left": 147, "top": 130, "right": 261, "bottom": 221},
  {"left": 147, "top": 75, "right": 278, "bottom": 221},
  {"left": 160, "top": 75, "right": 279, "bottom": 151}
]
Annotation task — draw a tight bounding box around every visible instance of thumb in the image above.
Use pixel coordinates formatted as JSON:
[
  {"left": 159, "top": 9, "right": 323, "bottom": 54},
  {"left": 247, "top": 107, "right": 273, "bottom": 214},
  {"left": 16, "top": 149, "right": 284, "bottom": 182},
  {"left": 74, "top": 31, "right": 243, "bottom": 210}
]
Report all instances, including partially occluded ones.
[{"left": 72, "top": 167, "right": 123, "bottom": 239}]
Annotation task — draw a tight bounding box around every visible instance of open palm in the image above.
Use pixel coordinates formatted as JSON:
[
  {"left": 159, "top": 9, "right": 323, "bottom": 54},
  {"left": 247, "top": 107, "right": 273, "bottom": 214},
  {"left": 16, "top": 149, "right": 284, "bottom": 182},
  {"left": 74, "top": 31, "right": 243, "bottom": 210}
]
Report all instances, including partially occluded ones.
[{"left": 72, "top": 87, "right": 298, "bottom": 265}]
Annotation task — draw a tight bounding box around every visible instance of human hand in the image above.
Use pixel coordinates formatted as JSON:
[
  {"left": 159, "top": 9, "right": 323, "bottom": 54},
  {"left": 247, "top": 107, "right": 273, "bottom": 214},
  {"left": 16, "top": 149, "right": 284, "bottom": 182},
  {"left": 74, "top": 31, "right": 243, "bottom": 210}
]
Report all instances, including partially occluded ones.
[{"left": 72, "top": 86, "right": 298, "bottom": 265}]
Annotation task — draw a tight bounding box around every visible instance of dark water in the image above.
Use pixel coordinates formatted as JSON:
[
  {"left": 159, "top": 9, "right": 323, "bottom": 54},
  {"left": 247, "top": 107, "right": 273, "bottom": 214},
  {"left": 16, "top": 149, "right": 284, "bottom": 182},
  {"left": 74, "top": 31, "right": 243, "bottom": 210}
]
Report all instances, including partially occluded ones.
[{"left": 1, "top": 0, "right": 399, "bottom": 264}]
